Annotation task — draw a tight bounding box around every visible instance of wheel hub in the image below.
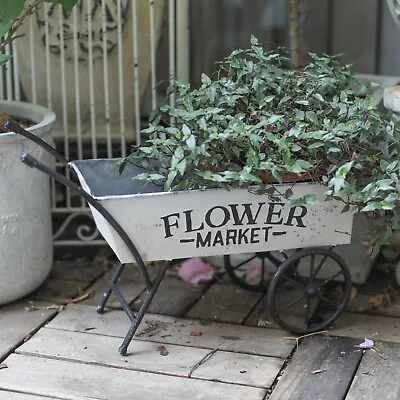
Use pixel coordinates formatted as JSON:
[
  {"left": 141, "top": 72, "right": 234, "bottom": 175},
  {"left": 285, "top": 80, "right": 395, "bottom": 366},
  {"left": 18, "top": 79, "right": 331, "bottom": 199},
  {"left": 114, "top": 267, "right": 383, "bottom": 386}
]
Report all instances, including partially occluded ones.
[{"left": 305, "top": 283, "right": 319, "bottom": 297}]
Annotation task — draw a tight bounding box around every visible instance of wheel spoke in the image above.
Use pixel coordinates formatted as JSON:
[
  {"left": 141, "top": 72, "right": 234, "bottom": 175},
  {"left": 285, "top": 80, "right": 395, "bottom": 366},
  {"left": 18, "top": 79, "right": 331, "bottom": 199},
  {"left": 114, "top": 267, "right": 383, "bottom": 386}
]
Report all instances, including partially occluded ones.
[
  {"left": 317, "top": 292, "right": 338, "bottom": 309},
  {"left": 275, "top": 294, "right": 306, "bottom": 316},
  {"left": 260, "top": 258, "right": 265, "bottom": 283},
  {"left": 304, "top": 296, "right": 311, "bottom": 329},
  {"left": 318, "top": 270, "right": 344, "bottom": 288},
  {"left": 267, "top": 251, "right": 287, "bottom": 267},
  {"left": 281, "top": 251, "right": 289, "bottom": 260},
  {"left": 309, "top": 254, "right": 315, "bottom": 283},
  {"left": 282, "top": 273, "right": 306, "bottom": 289},
  {"left": 231, "top": 255, "right": 257, "bottom": 271},
  {"left": 312, "top": 253, "right": 329, "bottom": 278}
]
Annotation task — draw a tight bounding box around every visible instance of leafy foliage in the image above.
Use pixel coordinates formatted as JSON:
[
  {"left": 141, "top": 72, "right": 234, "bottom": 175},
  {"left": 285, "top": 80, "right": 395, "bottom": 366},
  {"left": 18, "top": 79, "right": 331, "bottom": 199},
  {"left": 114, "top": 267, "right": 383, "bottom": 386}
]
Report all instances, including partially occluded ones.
[
  {"left": 0, "top": 0, "right": 78, "bottom": 67},
  {"left": 122, "top": 36, "right": 400, "bottom": 254}
]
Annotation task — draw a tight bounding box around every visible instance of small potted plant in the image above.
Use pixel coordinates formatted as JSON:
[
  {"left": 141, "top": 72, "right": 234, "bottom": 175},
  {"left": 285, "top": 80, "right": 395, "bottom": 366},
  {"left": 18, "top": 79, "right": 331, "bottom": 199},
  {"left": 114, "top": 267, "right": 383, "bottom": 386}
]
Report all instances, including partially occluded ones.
[
  {"left": 0, "top": 0, "right": 77, "bottom": 304},
  {"left": 121, "top": 36, "right": 400, "bottom": 266}
]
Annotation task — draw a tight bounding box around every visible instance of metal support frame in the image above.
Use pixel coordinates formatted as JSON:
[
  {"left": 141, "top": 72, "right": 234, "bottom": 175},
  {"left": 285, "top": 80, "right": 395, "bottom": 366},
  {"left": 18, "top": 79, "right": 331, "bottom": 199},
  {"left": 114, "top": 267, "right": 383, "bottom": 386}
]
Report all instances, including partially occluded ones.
[{"left": 8, "top": 121, "right": 172, "bottom": 355}]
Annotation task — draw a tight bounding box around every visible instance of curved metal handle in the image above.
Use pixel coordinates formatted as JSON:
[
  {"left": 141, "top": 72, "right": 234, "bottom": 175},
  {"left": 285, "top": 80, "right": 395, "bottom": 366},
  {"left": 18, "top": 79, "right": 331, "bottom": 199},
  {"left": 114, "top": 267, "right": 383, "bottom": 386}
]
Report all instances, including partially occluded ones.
[
  {"left": 20, "top": 152, "right": 41, "bottom": 168},
  {"left": 5, "top": 120, "right": 70, "bottom": 167},
  {"left": 20, "top": 152, "right": 153, "bottom": 290}
]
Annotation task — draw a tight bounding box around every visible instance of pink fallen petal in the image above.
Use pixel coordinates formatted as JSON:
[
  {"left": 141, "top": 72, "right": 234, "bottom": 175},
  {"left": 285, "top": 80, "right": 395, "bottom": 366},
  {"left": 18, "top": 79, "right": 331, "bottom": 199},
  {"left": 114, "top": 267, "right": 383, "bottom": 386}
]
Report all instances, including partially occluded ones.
[
  {"left": 178, "top": 258, "right": 214, "bottom": 285},
  {"left": 355, "top": 338, "right": 374, "bottom": 349},
  {"left": 245, "top": 260, "right": 274, "bottom": 285},
  {"left": 245, "top": 260, "right": 262, "bottom": 285}
]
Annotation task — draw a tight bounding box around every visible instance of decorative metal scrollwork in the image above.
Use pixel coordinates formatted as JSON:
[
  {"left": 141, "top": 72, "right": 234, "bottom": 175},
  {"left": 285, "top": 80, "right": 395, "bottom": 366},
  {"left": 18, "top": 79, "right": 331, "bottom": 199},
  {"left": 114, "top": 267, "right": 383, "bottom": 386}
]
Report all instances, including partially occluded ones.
[{"left": 53, "top": 212, "right": 103, "bottom": 243}]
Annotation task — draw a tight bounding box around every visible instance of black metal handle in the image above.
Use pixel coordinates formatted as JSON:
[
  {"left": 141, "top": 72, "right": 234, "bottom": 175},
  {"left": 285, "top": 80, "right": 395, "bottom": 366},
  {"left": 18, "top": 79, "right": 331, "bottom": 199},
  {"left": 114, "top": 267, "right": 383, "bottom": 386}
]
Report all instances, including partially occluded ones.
[
  {"left": 5, "top": 120, "right": 70, "bottom": 167},
  {"left": 20, "top": 152, "right": 41, "bottom": 168},
  {"left": 20, "top": 152, "right": 153, "bottom": 290}
]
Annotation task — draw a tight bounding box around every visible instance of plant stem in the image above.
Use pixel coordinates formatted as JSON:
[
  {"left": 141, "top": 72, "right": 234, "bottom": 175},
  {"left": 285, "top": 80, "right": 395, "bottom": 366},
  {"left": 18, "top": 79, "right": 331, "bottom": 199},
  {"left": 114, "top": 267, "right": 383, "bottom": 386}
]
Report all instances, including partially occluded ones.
[{"left": 0, "top": 0, "right": 45, "bottom": 53}]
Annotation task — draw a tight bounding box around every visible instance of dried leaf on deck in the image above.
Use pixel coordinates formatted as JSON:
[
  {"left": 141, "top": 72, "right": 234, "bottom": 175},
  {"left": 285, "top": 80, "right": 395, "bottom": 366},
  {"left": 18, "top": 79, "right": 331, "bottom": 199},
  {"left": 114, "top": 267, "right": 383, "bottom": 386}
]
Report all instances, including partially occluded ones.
[
  {"left": 64, "top": 290, "right": 95, "bottom": 304},
  {"left": 369, "top": 294, "right": 391, "bottom": 308},
  {"left": 158, "top": 345, "right": 169, "bottom": 356},
  {"left": 190, "top": 331, "right": 202, "bottom": 336},
  {"left": 312, "top": 369, "right": 327, "bottom": 375},
  {"left": 350, "top": 286, "right": 357, "bottom": 301}
]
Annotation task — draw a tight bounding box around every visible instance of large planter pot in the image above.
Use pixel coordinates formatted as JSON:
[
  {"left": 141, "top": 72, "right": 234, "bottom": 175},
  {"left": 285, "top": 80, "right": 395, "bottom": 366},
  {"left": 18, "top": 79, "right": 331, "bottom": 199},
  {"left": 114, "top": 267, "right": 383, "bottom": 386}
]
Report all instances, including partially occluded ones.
[{"left": 0, "top": 101, "right": 55, "bottom": 304}]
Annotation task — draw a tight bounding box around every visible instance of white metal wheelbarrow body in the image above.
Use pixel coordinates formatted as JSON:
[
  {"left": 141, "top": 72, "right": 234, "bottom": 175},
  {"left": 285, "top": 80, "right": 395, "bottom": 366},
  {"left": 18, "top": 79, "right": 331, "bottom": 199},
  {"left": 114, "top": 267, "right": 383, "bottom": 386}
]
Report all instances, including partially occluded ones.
[{"left": 70, "top": 158, "right": 354, "bottom": 264}]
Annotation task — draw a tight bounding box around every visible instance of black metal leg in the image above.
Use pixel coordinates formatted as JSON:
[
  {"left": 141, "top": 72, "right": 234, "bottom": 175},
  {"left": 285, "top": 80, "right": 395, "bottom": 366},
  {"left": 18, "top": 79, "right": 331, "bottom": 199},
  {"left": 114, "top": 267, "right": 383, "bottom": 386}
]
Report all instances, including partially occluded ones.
[
  {"left": 119, "top": 260, "right": 171, "bottom": 356},
  {"left": 97, "top": 263, "right": 126, "bottom": 314}
]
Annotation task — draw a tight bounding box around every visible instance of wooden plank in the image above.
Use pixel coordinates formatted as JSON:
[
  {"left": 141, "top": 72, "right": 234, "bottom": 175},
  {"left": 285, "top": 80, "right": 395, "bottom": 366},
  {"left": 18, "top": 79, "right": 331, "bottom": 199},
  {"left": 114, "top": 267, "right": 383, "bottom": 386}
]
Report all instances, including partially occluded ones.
[
  {"left": 331, "top": 0, "right": 378, "bottom": 73},
  {"left": 185, "top": 275, "right": 262, "bottom": 324},
  {"left": 0, "top": 354, "right": 266, "bottom": 400},
  {"left": 49, "top": 259, "right": 111, "bottom": 283},
  {"left": 0, "top": 391, "right": 61, "bottom": 400},
  {"left": 269, "top": 335, "right": 363, "bottom": 400},
  {"left": 346, "top": 341, "right": 400, "bottom": 400},
  {"left": 16, "top": 326, "right": 280, "bottom": 389},
  {"left": 136, "top": 315, "right": 293, "bottom": 359},
  {"left": 329, "top": 312, "right": 400, "bottom": 343},
  {"left": 191, "top": 350, "right": 282, "bottom": 388},
  {"left": 245, "top": 292, "right": 281, "bottom": 329},
  {"left": 17, "top": 327, "right": 211, "bottom": 376},
  {"left": 45, "top": 303, "right": 132, "bottom": 336},
  {"left": 46, "top": 304, "right": 294, "bottom": 358},
  {"left": 28, "top": 278, "right": 87, "bottom": 303},
  {"left": 0, "top": 299, "right": 57, "bottom": 361},
  {"left": 19, "top": 324, "right": 287, "bottom": 388},
  {"left": 133, "top": 273, "right": 209, "bottom": 316}
]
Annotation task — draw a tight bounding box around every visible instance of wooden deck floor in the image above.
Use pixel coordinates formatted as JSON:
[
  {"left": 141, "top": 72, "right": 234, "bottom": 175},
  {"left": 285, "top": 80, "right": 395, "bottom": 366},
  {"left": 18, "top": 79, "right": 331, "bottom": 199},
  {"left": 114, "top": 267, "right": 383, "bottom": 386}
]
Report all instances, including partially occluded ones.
[{"left": 1, "top": 255, "right": 400, "bottom": 399}]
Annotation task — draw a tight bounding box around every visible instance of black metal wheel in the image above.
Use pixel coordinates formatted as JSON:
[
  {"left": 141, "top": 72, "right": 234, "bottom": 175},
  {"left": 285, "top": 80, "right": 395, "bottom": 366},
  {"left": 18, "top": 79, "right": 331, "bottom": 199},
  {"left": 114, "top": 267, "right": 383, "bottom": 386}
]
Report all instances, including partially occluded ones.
[
  {"left": 267, "top": 247, "right": 351, "bottom": 335},
  {"left": 224, "top": 251, "right": 294, "bottom": 292}
]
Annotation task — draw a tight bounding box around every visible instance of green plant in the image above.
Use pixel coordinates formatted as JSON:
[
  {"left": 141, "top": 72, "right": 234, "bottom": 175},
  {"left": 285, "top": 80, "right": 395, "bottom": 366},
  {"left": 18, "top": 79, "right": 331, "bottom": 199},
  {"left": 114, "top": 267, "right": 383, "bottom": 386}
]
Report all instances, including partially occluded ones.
[
  {"left": 0, "top": 0, "right": 78, "bottom": 67},
  {"left": 122, "top": 36, "right": 400, "bottom": 255}
]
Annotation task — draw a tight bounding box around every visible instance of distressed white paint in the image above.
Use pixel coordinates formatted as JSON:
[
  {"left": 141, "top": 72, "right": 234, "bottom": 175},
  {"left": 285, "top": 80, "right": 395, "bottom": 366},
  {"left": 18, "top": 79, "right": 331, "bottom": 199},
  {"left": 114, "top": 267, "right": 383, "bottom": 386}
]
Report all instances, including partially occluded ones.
[
  {"left": 0, "top": 101, "right": 55, "bottom": 304},
  {"left": 71, "top": 159, "right": 353, "bottom": 263}
]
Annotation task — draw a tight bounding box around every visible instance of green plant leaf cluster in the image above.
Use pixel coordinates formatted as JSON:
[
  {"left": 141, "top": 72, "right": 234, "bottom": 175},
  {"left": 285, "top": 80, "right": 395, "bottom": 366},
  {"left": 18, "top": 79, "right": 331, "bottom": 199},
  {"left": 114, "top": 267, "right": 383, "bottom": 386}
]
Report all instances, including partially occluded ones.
[{"left": 123, "top": 36, "right": 400, "bottom": 253}]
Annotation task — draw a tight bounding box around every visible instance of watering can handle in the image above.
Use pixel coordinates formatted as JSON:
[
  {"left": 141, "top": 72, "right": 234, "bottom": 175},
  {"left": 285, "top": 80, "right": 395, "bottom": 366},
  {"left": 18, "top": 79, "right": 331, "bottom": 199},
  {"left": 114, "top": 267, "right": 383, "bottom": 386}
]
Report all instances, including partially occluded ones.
[{"left": 5, "top": 120, "right": 70, "bottom": 167}]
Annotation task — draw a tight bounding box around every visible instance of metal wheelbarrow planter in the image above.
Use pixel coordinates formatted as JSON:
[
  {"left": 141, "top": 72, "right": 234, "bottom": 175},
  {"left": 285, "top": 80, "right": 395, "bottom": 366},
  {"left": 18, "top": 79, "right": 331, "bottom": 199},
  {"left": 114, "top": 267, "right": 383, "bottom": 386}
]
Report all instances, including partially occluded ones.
[{"left": 8, "top": 121, "right": 354, "bottom": 355}]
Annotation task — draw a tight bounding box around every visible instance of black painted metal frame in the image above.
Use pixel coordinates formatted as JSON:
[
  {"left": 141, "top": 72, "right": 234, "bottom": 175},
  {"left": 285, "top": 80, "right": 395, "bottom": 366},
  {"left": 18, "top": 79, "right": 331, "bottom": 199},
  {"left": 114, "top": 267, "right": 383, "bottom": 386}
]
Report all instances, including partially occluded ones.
[{"left": 6, "top": 121, "right": 170, "bottom": 355}]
